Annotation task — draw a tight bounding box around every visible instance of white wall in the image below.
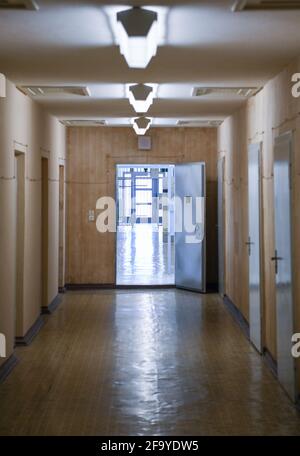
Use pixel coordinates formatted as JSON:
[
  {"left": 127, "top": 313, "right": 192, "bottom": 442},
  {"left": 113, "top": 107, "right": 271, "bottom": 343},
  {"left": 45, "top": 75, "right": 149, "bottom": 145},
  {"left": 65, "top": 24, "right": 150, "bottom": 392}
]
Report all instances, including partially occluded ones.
[{"left": 0, "top": 79, "right": 66, "bottom": 366}]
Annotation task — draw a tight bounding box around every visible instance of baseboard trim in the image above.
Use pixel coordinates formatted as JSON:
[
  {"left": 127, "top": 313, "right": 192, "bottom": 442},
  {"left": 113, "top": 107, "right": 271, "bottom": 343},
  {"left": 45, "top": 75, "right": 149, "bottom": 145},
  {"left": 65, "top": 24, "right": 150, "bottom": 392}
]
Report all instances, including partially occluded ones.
[
  {"left": 0, "top": 354, "right": 19, "bottom": 383},
  {"left": 41, "top": 294, "right": 62, "bottom": 315},
  {"left": 15, "top": 316, "right": 44, "bottom": 346},
  {"left": 223, "top": 294, "right": 250, "bottom": 340},
  {"left": 262, "top": 347, "right": 278, "bottom": 377},
  {"left": 206, "top": 282, "right": 219, "bottom": 293},
  {"left": 223, "top": 297, "right": 281, "bottom": 384}
]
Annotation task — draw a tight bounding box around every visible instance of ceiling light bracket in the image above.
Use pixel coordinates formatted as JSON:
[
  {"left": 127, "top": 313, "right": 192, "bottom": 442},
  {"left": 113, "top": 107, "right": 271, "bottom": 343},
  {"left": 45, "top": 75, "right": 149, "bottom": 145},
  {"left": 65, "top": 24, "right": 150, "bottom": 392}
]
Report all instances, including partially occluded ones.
[
  {"left": 117, "top": 7, "right": 157, "bottom": 37},
  {"left": 129, "top": 84, "right": 153, "bottom": 101},
  {"left": 132, "top": 116, "right": 152, "bottom": 135},
  {"left": 128, "top": 83, "right": 155, "bottom": 113},
  {"left": 116, "top": 6, "right": 159, "bottom": 68}
]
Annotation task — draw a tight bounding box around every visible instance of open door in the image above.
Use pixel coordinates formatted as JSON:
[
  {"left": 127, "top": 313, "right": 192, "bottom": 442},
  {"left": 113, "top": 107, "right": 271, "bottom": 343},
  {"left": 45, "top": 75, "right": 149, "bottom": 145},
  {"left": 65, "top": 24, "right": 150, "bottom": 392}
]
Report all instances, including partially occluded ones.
[
  {"left": 273, "top": 132, "right": 296, "bottom": 402},
  {"left": 175, "top": 162, "right": 206, "bottom": 292},
  {"left": 247, "top": 143, "right": 262, "bottom": 353}
]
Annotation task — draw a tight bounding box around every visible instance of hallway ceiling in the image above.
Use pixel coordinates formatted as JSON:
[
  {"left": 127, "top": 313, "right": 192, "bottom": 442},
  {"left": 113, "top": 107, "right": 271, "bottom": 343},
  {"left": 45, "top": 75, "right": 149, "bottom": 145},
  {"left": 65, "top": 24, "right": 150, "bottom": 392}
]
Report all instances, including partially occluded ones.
[{"left": 1, "top": 0, "right": 300, "bottom": 126}]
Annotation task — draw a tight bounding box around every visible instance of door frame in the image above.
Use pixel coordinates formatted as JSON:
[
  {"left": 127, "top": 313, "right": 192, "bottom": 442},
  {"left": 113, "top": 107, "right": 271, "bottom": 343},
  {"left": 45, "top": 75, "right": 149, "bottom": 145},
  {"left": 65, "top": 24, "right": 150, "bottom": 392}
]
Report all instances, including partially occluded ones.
[
  {"left": 14, "top": 148, "right": 26, "bottom": 341},
  {"left": 114, "top": 162, "right": 208, "bottom": 291}
]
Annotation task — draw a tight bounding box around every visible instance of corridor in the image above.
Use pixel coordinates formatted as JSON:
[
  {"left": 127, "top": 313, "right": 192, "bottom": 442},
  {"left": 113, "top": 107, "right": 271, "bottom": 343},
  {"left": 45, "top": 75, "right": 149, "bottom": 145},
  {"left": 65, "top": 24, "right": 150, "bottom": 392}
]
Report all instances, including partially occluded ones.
[
  {"left": 0, "top": 290, "right": 299, "bottom": 436},
  {"left": 1, "top": 0, "right": 300, "bottom": 441}
]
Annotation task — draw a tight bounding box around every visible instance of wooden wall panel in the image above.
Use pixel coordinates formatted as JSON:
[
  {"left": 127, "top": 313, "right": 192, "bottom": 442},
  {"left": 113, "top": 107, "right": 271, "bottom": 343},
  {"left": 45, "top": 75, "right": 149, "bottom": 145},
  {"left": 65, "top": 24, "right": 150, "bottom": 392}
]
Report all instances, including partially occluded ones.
[
  {"left": 66, "top": 127, "right": 218, "bottom": 286},
  {"left": 218, "top": 56, "right": 300, "bottom": 383},
  {"left": 0, "top": 80, "right": 66, "bottom": 368}
]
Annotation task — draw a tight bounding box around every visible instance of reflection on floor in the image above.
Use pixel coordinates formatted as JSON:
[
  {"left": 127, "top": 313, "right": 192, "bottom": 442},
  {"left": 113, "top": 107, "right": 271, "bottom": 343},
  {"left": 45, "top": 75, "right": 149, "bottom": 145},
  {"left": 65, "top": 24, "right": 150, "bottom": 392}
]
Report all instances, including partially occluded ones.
[
  {"left": 1, "top": 290, "right": 300, "bottom": 436},
  {"left": 117, "top": 224, "right": 175, "bottom": 285}
]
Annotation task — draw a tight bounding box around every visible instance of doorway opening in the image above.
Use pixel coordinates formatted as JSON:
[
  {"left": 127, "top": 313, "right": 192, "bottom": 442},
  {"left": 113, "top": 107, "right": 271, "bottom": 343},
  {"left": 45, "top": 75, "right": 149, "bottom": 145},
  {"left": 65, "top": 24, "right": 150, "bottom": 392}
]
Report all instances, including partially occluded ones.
[
  {"left": 14, "top": 151, "right": 25, "bottom": 341},
  {"left": 116, "top": 164, "right": 175, "bottom": 286}
]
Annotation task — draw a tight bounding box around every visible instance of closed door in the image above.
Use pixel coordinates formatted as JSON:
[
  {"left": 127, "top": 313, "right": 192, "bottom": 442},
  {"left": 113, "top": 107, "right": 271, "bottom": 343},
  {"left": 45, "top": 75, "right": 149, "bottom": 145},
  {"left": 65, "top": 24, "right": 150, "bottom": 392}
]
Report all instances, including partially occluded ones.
[
  {"left": 217, "top": 157, "right": 225, "bottom": 296},
  {"left": 41, "top": 157, "right": 49, "bottom": 308},
  {"left": 273, "top": 132, "right": 296, "bottom": 402},
  {"left": 175, "top": 162, "right": 206, "bottom": 292},
  {"left": 58, "top": 165, "right": 65, "bottom": 290},
  {"left": 247, "top": 143, "right": 262, "bottom": 353}
]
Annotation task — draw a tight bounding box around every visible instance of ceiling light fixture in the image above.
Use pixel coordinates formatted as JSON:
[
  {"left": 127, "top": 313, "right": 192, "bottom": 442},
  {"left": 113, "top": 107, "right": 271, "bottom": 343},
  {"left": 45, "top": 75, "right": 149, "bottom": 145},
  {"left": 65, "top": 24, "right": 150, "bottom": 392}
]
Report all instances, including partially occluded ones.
[
  {"left": 116, "top": 6, "right": 158, "bottom": 68},
  {"left": 127, "top": 83, "right": 156, "bottom": 113},
  {"left": 132, "top": 116, "right": 152, "bottom": 135}
]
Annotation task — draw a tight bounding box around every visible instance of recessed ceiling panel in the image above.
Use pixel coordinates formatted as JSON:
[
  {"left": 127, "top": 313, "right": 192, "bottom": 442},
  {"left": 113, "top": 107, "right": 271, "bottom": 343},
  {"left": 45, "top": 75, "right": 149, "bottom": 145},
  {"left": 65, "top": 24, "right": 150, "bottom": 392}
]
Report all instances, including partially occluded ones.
[
  {"left": 0, "top": 0, "right": 38, "bottom": 10},
  {"left": 19, "top": 85, "right": 91, "bottom": 97},
  {"left": 60, "top": 119, "right": 106, "bottom": 127},
  {"left": 192, "top": 86, "right": 262, "bottom": 97}
]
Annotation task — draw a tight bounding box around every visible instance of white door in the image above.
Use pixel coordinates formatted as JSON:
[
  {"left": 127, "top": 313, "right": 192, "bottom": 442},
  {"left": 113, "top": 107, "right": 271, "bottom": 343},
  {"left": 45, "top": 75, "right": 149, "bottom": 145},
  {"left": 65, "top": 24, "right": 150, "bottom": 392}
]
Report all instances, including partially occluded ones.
[
  {"left": 175, "top": 162, "right": 206, "bottom": 292},
  {"left": 273, "top": 132, "right": 296, "bottom": 402},
  {"left": 247, "top": 143, "right": 262, "bottom": 353}
]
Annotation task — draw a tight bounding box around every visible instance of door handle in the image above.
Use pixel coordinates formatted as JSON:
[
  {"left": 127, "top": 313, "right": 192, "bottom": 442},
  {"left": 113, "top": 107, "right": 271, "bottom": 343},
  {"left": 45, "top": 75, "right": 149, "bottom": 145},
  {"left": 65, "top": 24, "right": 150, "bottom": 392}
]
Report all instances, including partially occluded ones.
[
  {"left": 245, "top": 236, "right": 254, "bottom": 256},
  {"left": 194, "top": 223, "right": 203, "bottom": 241},
  {"left": 271, "top": 249, "right": 283, "bottom": 275}
]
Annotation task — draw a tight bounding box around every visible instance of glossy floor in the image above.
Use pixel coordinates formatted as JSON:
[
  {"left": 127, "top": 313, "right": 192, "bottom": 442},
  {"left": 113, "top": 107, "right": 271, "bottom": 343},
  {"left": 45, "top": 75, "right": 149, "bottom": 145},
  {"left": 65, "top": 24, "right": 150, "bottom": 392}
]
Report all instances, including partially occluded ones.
[
  {"left": 0, "top": 290, "right": 300, "bottom": 436},
  {"left": 117, "top": 224, "right": 175, "bottom": 285}
]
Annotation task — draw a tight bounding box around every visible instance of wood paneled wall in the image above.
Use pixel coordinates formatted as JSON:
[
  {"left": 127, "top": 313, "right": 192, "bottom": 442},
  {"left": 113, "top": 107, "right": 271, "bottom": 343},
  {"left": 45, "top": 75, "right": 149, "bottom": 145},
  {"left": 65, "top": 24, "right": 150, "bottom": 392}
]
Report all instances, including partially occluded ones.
[
  {"left": 66, "top": 127, "right": 218, "bottom": 286},
  {"left": 0, "top": 80, "right": 66, "bottom": 368},
  {"left": 218, "top": 57, "right": 300, "bottom": 384}
]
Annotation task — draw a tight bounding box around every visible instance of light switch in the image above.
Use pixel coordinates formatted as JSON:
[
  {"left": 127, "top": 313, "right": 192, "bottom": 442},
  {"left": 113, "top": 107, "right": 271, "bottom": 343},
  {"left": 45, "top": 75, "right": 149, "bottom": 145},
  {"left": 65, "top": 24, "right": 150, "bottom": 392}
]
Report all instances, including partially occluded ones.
[
  {"left": 0, "top": 74, "right": 6, "bottom": 98},
  {"left": 88, "top": 210, "right": 95, "bottom": 222}
]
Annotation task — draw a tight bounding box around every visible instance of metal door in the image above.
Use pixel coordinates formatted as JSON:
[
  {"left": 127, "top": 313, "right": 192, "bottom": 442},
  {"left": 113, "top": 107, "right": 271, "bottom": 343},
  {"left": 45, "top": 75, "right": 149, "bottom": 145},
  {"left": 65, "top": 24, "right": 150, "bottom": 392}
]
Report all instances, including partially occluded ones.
[
  {"left": 218, "top": 157, "right": 225, "bottom": 296},
  {"left": 247, "top": 143, "right": 262, "bottom": 353},
  {"left": 273, "top": 132, "right": 296, "bottom": 401},
  {"left": 175, "top": 162, "right": 206, "bottom": 292}
]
